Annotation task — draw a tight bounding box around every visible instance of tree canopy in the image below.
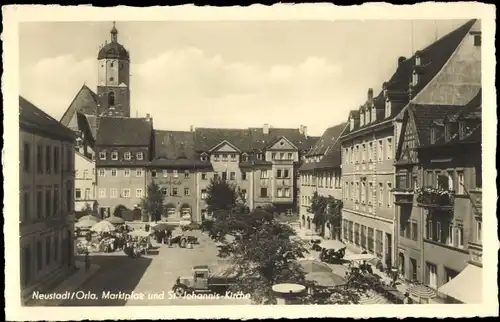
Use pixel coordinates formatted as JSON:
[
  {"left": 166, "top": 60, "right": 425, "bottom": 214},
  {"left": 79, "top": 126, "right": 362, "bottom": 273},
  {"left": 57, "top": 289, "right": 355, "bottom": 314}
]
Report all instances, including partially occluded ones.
[
  {"left": 205, "top": 177, "right": 241, "bottom": 213},
  {"left": 308, "top": 192, "right": 343, "bottom": 238},
  {"left": 140, "top": 181, "right": 166, "bottom": 222}
]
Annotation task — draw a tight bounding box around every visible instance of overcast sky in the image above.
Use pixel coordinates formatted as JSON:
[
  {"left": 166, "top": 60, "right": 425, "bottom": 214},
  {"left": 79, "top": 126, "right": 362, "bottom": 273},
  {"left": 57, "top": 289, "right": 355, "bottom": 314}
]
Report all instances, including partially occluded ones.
[{"left": 19, "top": 19, "right": 467, "bottom": 136}]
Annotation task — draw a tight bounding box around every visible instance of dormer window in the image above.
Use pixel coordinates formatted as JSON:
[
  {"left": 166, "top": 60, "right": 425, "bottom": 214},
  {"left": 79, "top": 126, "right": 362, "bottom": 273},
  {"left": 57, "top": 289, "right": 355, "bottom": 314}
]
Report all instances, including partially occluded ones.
[
  {"left": 430, "top": 128, "right": 436, "bottom": 144},
  {"left": 371, "top": 107, "right": 377, "bottom": 122},
  {"left": 256, "top": 153, "right": 262, "bottom": 160},
  {"left": 350, "top": 117, "right": 354, "bottom": 131},
  {"left": 360, "top": 111, "right": 365, "bottom": 127},
  {"left": 412, "top": 70, "right": 419, "bottom": 87},
  {"left": 366, "top": 107, "right": 371, "bottom": 124},
  {"left": 385, "top": 99, "right": 392, "bottom": 118},
  {"left": 124, "top": 152, "right": 131, "bottom": 160},
  {"left": 473, "top": 34, "right": 481, "bottom": 47},
  {"left": 459, "top": 121, "right": 466, "bottom": 139},
  {"left": 444, "top": 123, "right": 452, "bottom": 142},
  {"left": 111, "top": 151, "right": 118, "bottom": 160},
  {"left": 200, "top": 155, "right": 208, "bottom": 162},
  {"left": 242, "top": 153, "right": 248, "bottom": 162},
  {"left": 214, "top": 154, "right": 219, "bottom": 161},
  {"left": 137, "top": 152, "right": 144, "bottom": 160},
  {"left": 99, "top": 151, "right": 107, "bottom": 160},
  {"left": 415, "top": 55, "right": 421, "bottom": 67}
]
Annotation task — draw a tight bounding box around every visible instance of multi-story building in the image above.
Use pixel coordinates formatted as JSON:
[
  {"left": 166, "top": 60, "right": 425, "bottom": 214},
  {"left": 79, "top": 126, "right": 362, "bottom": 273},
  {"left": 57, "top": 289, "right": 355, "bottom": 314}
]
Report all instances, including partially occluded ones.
[
  {"left": 299, "top": 122, "right": 346, "bottom": 237},
  {"left": 147, "top": 129, "right": 213, "bottom": 223},
  {"left": 95, "top": 116, "right": 154, "bottom": 218},
  {"left": 393, "top": 20, "right": 482, "bottom": 303},
  {"left": 19, "top": 97, "right": 76, "bottom": 302},
  {"left": 339, "top": 20, "right": 477, "bottom": 268}
]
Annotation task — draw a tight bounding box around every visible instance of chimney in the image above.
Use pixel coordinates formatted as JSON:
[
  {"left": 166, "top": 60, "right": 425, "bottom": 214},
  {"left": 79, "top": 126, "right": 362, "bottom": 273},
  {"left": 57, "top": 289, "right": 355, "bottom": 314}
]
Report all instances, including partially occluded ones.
[
  {"left": 398, "top": 56, "right": 406, "bottom": 66},
  {"left": 145, "top": 113, "right": 151, "bottom": 122},
  {"left": 367, "top": 88, "right": 374, "bottom": 103},
  {"left": 302, "top": 126, "right": 308, "bottom": 138},
  {"left": 299, "top": 125, "right": 304, "bottom": 134},
  {"left": 190, "top": 125, "right": 194, "bottom": 132},
  {"left": 263, "top": 124, "right": 269, "bottom": 135}
]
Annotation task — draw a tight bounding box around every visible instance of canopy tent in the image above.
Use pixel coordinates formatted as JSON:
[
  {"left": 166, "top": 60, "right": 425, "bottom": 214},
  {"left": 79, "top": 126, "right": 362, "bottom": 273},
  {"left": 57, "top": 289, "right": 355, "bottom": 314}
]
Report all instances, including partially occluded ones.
[
  {"left": 319, "top": 240, "right": 346, "bottom": 251},
  {"left": 298, "top": 259, "right": 332, "bottom": 274},
  {"left": 343, "top": 253, "right": 377, "bottom": 262},
  {"left": 305, "top": 271, "right": 346, "bottom": 287},
  {"left": 104, "top": 216, "right": 125, "bottom": 225},
  {"left": 75, "top": 219, "right": 97, "bottom": 228},
  {"left": 407, "top": 284, "right": 437, "bottom": 303},
  {"left": 79, "top": 215, "right": 101, "bottom": 222},
  {"left": 152, "top": 223, "right": 175, "bottom": 231},
  {"left": 129, "top": 229, "right": 151, "bottom": 238},
  {"left": 437, "top": 264, "right": 482, "bottom": 304},
  {"left": 90, "top": 220, "right": 116, "bottom": 233}
]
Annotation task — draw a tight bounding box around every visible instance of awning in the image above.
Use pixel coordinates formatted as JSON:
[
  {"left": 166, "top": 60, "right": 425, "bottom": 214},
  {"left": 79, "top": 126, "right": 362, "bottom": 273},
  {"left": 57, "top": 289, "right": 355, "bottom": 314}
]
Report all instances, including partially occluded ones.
[
  {"left": 343, "top": 253, "right": 377, "bottom": 262},
  {"left": 438, "top": 264, "right": 482, "bottom": 304}
]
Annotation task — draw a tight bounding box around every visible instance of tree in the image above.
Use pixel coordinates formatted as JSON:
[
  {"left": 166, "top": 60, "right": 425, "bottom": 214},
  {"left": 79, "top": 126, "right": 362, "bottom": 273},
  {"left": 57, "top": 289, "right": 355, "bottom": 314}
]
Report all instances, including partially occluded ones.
[
  {"left": 140, "top": 181, "right": 166, "bottom": 222},
  {"left": 308, "top": 193, "right": 343, "bottom": 239},
  {"left": 205, "top": 177, "right": 239, "bottom": 213},
  {"left": 81, "top": 202, "right": 93, "bottom": 215}
]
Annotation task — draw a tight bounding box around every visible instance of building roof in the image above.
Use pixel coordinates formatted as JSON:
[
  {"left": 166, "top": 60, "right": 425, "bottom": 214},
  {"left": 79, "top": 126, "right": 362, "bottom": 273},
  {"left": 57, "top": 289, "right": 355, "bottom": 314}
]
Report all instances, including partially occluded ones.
[
  {"left": 342, "top": 19, "right": 477, "bottom": 138},
  {"left": 60, "top": 84, "right": 100, "bottom": 127},
  {"left": 95, "top": 117, "right": 153, "bottom": 146},
  {"left": 19, "top": 96, "right": 75, "bottom": 142},
  {"left": 97, "top": 24, "right": 129, "bottom": 61},
  {"left": 307, "top": 122, "right": 347, "bottom": 157},
  {"left": 154, "top": 130, "right": 196, "bottom": 159}
]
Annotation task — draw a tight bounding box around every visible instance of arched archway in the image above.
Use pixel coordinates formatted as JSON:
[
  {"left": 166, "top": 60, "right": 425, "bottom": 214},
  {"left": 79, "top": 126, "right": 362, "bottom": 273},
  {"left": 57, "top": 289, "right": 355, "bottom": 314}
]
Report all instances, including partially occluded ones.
[
  {"left": 164, "top": 203, "right": 176, "bottom": 220},
  {"left": 108, "top": 91, "right": 115, "bottom": 106},
  {"left": 113, "top": 204, "right": 128, "bottom": 218},
  {"left": 180, "top": 203, "right": 192, "bottom": 220}
]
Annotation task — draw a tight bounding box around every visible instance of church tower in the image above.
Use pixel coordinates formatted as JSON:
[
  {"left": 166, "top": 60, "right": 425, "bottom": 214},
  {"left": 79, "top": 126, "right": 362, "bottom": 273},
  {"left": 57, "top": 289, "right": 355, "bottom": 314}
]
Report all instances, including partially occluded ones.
[{"left": 96, "top": 22, "right": 130, "bottom": 117}]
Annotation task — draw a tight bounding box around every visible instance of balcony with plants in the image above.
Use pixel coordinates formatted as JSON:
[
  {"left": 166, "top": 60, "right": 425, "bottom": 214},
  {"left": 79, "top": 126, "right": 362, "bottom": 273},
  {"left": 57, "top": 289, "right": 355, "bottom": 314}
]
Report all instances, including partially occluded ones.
[{"left": 415, "top": 187, "right": 455, "bottom": 209}]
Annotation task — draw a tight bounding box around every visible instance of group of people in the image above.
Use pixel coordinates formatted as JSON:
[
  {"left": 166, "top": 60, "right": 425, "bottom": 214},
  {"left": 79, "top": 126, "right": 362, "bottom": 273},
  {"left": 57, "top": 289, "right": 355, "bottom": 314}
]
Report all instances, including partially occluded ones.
[{"left": 153, "top": 229, "right": 173, "bottom": 245}]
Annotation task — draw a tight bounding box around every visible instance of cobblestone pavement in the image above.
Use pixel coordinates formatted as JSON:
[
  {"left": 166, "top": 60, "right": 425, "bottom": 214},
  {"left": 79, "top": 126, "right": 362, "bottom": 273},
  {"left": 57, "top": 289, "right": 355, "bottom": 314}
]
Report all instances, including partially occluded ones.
[{"left": 59, "top": 230, "right": 250, "bottom": 306}]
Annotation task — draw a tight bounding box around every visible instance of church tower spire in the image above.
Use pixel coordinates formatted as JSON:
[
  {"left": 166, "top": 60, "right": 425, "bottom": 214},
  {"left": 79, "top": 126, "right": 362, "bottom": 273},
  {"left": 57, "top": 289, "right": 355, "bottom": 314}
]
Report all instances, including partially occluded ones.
[{"left": 96, "top": 21, "right": 130, "bottom": 117}]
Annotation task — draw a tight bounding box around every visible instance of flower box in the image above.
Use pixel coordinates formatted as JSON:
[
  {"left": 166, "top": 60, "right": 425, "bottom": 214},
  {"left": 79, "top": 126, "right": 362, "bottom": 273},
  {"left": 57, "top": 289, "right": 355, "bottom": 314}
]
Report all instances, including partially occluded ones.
[{"left": 415, "top": 187, "right": 455, "bottom": 207}]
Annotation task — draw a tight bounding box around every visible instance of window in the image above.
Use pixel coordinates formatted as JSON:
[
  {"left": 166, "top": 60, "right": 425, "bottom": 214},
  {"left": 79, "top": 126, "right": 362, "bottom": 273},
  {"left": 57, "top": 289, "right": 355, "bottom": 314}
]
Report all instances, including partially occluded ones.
[
  {"left": 99, "top": 188, "right": 106, "bottom": 198},
  {"left": 136, "top": 169, "right": 143, "bottom": 177},
  {"left": 368, "top": 142, "right": 373, "bottom": 162},
  {"left": 66, "top": 148, "right": 72, "bottom": 172},
  {"left": 457, "top": 171, "right": 464, "bottom": 194},
  {"left": 173, "top": 170, "right": 178, "bottom": 178},
  {"left": 214, "top": 154, "right": 219, "bottom": 161},
  {"left": 53, "top": 186, "right": 59, "bottom": 213},
  {"left": 473, "top": 34, "right": 481, "bottom": 46},
  {"left": 36, "top": 241, "right": 42, "bottom": 271},
  {"left": 222, "top": 154, "right": 228, "bottom": 160},
  {"left": 109, "top": 77, "right": 114, "bottom": 82},
  {"left": 184, "top": 188, "right": 190, "bottom": 196},
  {"left": 457, "top": 225, "right": 464, "bottom": 248},
  {"left": 136, "top": 189, "right": 143, "bottom": 198},
  {"left": 201, "top": 172, "right": 207, "bottom": 180},
  {"left": 110, "top": 189, "right": 117, "bottom": 198},
  {"left": 447, "top": 171, "right": 455, "bottom": 191},
  {"left": 444, "top": 123, "right": 451, "bottom": 142},
  {"left": 387, "top": 183, "right": 392, "bottom": 207},
  {"left": 445, "top": 267, "right": 459, "bottom": 283},
  {"left": 213, "top": 173, "right": 219, "bottom": 180},
  {"left": 45, "top": 237, "right": 51, "bottom": 265},
  {"left": 279, "top": 152, "right": 285, "bottom": 160},
  {"left": 230, "top": 154, "right": 236, "bottom": 161},
  {"left": 412, "top": 71, "right": 419, "bottom": 87},
  {"left": 222, "top": 172, "right": 227, "bottom": 180},
  {"left": 108, "top": 91, "right": 115, "bottom": 106},
  {"left": 436, "top": 222, "right": 442, "bottom": 243},
  {"left": 362, "top": 143, "right": 366, "bottom": 162},
  {"left": 260, "top": 188, "right": 268, "bottom": 197},
  {"left": 287, "top": 152, "right": 293, "bottom": 160},
  {"left": 256, "top": 153, "right": 262, "bottom": 160},
  {"left": 386, "top": 138, "right": 392, "bottom": 160},
  {"left": 123, "top": 189, "right": 131, "bottom": 198},
  {"left": 36, "top": 144, "right": 43, "bottom": 173},
  {"left": 476, "top": 220, "right": 482, "bottom": 242},
  {"left": 36, "top": 190, "right": 43, "bottom": 218},
  {"left": 277, "top": 188, "right": 283, "bottom": 197},
  {"left": 22, "top": 191, "right": 30, "bottom": 222},
  {"left": 182, "top": 170, "right": 189, "bottom": 179},
  {"left": 99, "top": 151, "right": 107, "bottom": 160},
  {"left": 411, "top": 221, "right": 418, "bottom": 241},
  {"left": 23, "top": 142, "right": 31, "bottom": 172},
  {"left": 83, "top": 169, "right": 89, "bottom": 178},
  {"left": 426, "top": 262, "right": 437, "bottom": 288},
  {"left": 45, "top": 188, "right": 52, "bottom": 217},
  {"left": 172, "top": 188, "right": 178, "bottom": 196},
  {"left": 261, "top": 170, "right": 268, "bottom": 179},
  {"left": 163, "top": 170, "right": 168, "bottom": 177},
  {"left": 45, "top": 146, "right": 52, "bottom": 173},
  {"left": 123, "top": 168, "right": 130, "bottom": 177},
  {"left": 447, "top": 224, "right": 455, "bottom": 246},
  {"left": 368, "top": 182, "right": 373, "bottom": 205},
  {"left": 367, "top": 228, "right": 374, "bottom": 253},
  {"left": 385, "top": 99, "right": 392, "bottom": 118},
  {"left": 426, "top": 218, "right": 433, "bottom": 239},
  {"left": 361, "top": 181, "right": 366, "bottom": 204},
  {"left": 242, "top": 154, "right": 248, "bottom": 162},
  {"left": 230, "top": 172, "right": 236, "bottom": 180},
  {"left": 85, "top": 188, "right": 91, "bottom": 199},
  {"left": 241, "top": 172, "right": 247, "bottom": 180},
  {"left": 151, "top": 170, "right": 157, "bottom": 178},
  {"left": 475, "top": 165, "right": 482, "bottom": 188},
  {"left": 284, "top": 188, "right": 290, "bottom": 197},
  {"left": 111, "top": 152, "right": 118, "bottom": 160},
  {"left": 376, "top": 230, "right": 383, "bottom": 256},
  {"left": 111, "top": 169, "right": 117, "bottom": 177},
  {"left": 75, "top": 188, "right": 82, "bottom": 200},
  {"left": 161, "top": 188, "right": 168, "bottom": 196},
  {"left": 354, "top": 223, "right": 360, "bottom": 246},
  {"left": 284, "top": 169, "right": 289, "bottom": 178},
  {"left": 66, "top": 182, "right": 72, "bottom": 213},
  {"left": 430, "top": 128, "right": 436, "bottom": 144},
  {"left": 277, "top": 169, "right": 282, "bottom": 178},
  {"left": 378, "top": 183, "right": 384, "bottom": 206},
  {"left": 201, "top": 189, "right": 208, "bottom": 200},
  {"left": 201, "top": 155, "right": 208, "bottom": 162},
  {"left": 137, "top": 152, "right": 144, "bottom": 160},
  {"left": 124, "top": 152, "right": 131, "bottom": 160}
]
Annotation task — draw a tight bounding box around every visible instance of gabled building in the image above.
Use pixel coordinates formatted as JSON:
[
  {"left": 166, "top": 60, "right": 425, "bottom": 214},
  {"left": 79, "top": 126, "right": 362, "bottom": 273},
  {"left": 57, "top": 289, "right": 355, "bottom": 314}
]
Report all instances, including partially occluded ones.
[
  {"left": 339, "top": 19, "right": 478, "bottom": 269},
  {"left": 19, "top": 96, "right": 76, "bottom": 302},
  {"left": 95, "top": 116, "right": 154, "bottom": 218},
  {"left": 393, "top": 19, "right": 482, "bottom": 303},
  {"left": 298, "top": 122, "right": 347, "bottom": 237}
]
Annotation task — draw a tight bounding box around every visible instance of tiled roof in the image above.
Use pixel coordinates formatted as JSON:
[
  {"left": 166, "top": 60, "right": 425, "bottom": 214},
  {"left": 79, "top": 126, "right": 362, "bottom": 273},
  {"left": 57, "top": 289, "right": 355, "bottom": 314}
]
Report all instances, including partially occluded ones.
[
  {"left": 342, "top": 19, "right": 477, "bottom": 137},
  {"left": 76, "top": 112, "right": 95, "bottom": 146},
  {"left": 249, "top": 128, "right": 311, "bottom": 150},
  {"left": 96, "top": 117, "right": 153, "bottom": 146},
  {"left": 154, "top": 130, "right": 196, "bottom": 159},
  {"left": 60, "top": 84, "right": 100, "bottom": 126},
  {"left": 84, "top": 115, "right": 100, "bottom": 139},
  {"left": 20, "top": 96, "right": 75, "bottom": 141},
  {"left": 307, "top": 123, "right": 347, "bottom": 156},
  {"left": 195, "top": 128, "right": 253, "bottom": 152}
]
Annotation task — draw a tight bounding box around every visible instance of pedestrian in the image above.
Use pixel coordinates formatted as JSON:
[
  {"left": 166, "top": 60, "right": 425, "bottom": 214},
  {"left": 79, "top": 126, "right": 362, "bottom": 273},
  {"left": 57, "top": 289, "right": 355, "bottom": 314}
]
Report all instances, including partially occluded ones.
[
  {"left": 403, "top": 292, "right": 413, "bottom": 304},
  {"left": 84, "top": 251, "right": 90, "bottom": 272}
]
